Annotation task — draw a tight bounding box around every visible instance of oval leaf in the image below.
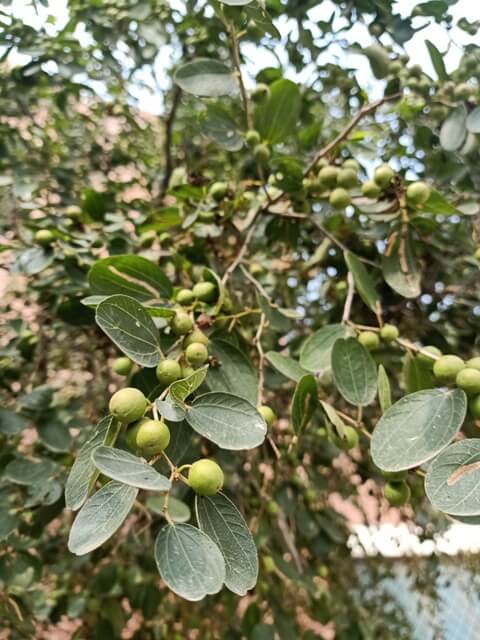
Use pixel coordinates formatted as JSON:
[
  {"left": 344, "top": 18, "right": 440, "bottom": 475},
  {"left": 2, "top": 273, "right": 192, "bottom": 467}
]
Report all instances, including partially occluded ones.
[
  {"left": 174, "top": 59, "right": 237, "bottom": 97},
  {"left": 331, "top": 338, "right": 377, "bottom": 406},
  {"left": 382, "top": 231, "right": 421, "bottom": 299},
  {"left": 196, "top": 493, "right": 258, "bottom": 596},
  {"left": 147, "top": 495, "right": 191, "bottom": 523},
  {"left": 207, "top": 340, "right": 258, "bottom": 404},
  {"left": 371, "top": 388, "right": 467, "bottom": 472},
  {"left": 68, "top": 481, "right": 138, "bottom": 555},
  {"left": 291, "top": 374, "right": 318, "bottom": 435},
  {"left": 154, "top": 524, "right": 226, "bottom": 601},
  {"left": 466, "top": 106, "right": 480, "bottom": 134},
  {"left": 377, "top": 365, "right": 392, "bottom": 412},
  {"left": 186, "top": 392, "right": 267, "bottom": 450},
  {"left": 254, "top": 79, "right": 301, "bottom": 144},
  {"left": 92, "top": 447, "right": 171, "bottom": 491},
  {"left": 265, "top": 351, "right": 308, "bottom": 383},
  {"left": 96, "top": 294, "right": 162, "bottom": 367},
  {"left": 344, "top": 251, "right": 380, "bottom": 313},
  {"left": 440, "top": 105, "right": 467, "bottom": 152},
  {"left": 299, "top": 324, "right": 347, "bottom": 373},
  {"left": 169, "top": 365, "right": 209, "bottom": 405}
]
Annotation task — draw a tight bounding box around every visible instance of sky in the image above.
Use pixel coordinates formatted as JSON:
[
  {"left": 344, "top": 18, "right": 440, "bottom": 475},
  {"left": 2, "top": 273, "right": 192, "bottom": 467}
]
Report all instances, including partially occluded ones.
[{"left": 7, "top": 0, "right": 480, "bottom": 114}]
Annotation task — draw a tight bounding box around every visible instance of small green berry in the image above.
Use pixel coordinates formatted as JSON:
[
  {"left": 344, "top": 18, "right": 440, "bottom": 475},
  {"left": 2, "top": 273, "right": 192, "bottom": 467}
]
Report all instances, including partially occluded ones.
[
  {"left": 245, "top": 130, "right": 261, "bottom": 147},
  {"left": 466, "top": 357, "right": 480, "bottom": 371},
  {"left": 170, "top": 311, "right": 193, "bottom": 336},
  {"left": 109, "top": 387, "right": 148, "bottom": 424},
  {"left": 185, "top": 342, "right": 209, "bottom": 367},
  {"left": 329, "top": 187, "right": 351, "bottom": 209},
  {"left": 343, "top": 158, "right": 360, "bottom": 171},
  {"left": 417, "top": 345, "right": 442, "bottom": 367},
  {"left": 135, "top": 418, "right": 171, "bottom": 455},
  {"left": 266, "top": 500, "right": 280, "bottom": 515},
  {"left": 470, "top": 394, "right": 480, "bottom": 419},
  {"left": 362, "top": 180, "right": 382, "bottom": 198},
  {"left": 258, "top": 405, "right": 276, "bottom": 427},
  {"left": 183, "top": 329, "right": 209, "bottom": 348},
  {"left": 336, "top": 168, "right": 358, "bottom": 189},
  {"left": 384, "top": 481, "right": 410, "bottom": 506},
  {"left": 112, "top": 357, "right": 133, "bottom": 376},
  {"left": 433, "top": 355, "right": 465, "bottom": 383},
  {"left": 192, "top": 281, "right": 217, "bottom": 303},
  {"left": 180, "top": 365, "right": 195, "bottom": 378},
  {"left": 358, "top": 331, "right": 380, "bottom": 350},
  {"left": 381, "top": 469, "right": 408, "bottom": 482},
  {"left": 318, "top": 165, "right": 339, "bottom": 188},
  {"left": 254, "top": 143, "right": 271, "bottom": 165},
  {"left": 34, "top": 229, "right": 54, "bottom": 247},
  {"left": 156, "top": 359, "right": 182, "bottom": 386},
  {"left": 374, "top": 164, "right": 394, "bottom": 188},
  {"left": 188, "top": 459, "right": 224, "bottom": 495},
  {"left": 262, "top": 555, "right": 276, "bottom": 573},
  {"left": 406, "top": 181, "right": 431, "bottom": 205},
  {"left": 380, "top": 324, "right": 399, "bottom": 343},
  {"left": 332, "top": 426, "right": 359, "bottom": 450},
  {"left": 456, "top": 368, "right": 480, "bottom": 395},
  {"left": 176, "top": 288, "right": 195, "bottom": 306},
  {"left": 251, "top": 83, "right": 270, "bottom": 103}
]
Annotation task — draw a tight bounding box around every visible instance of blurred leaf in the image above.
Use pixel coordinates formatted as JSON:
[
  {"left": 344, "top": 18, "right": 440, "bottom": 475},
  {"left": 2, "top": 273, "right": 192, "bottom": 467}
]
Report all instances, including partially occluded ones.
[
  {"left": 174, "top": 59, "right": 237, "bottom": 97},
  {"left": 254, "top": 79, "right": 301, "bottom": 144},
  {"left": 331, "top": 338, "right": 377, "bottom": 406}
]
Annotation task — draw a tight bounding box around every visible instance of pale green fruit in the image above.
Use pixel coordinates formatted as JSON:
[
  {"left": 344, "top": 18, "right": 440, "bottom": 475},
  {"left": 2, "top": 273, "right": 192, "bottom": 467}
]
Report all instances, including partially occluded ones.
[
  {"left": 188, "top": 459, "right": 224, "bottom": 496},
  {"left": 109, "top": 388, "right": 147, "bottom": 424}
]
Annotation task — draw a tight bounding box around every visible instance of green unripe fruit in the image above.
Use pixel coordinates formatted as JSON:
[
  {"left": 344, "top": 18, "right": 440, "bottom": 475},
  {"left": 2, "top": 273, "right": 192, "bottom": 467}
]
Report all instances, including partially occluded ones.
[
  {"left": 406, "top": 76, "right": 420, "bottom": 90},
  {"left": 417, "top": 345, "right": 442, "bottom": 366},
  {"left": 209, "top": 182, "right": 228, "bottom": 202},
  {"left": 65, "top": 205, "right": 82, "bottom": 219},
  {"left": 251, "top": 83, "right": 270, "bottom": 103},
  {"left": 180, "top": 365, "right": 195, "bottom": 378},
  {"left": 183, "top": 329, "right": 209, "bottom": 348},
  {"left": 335, "top": 280, "right": 347, "bottom": 294},
  {"left": 156, "top": 359, "right": 182, "bottom": 386},
  {"left": 170, "top": 311, "right": 193, "bottom": 335},
  {"left": 343, "top": 158, "right": 360, "bottom": 171},
  {"left": 109, "top": 387, "right": 147, "bottom": 424},
  {"left": 433, "top": 355, "right": 465, "bottom": 383},
  {"left": 188, "top": 459, "right": 224, "bottom": 495},
  {"left": 410, "top": 64, "right": 422, "bottom": 78},
  {"left": 380, "top": 324, "right": 399, "bottom": 343},
  {"left": 249, "top": 262, "right": 266, "bottom": 277},
  {"left": 262, "top": 555, "right": 276, "bottom": 573},
  {"left": 34, "top": 229, "right": 54, "bottom": 247},
  {"left": 176, "top": 288, "right": 195, "bottom": 306},
  {"left": 336, "top": 168, "right": 358, "bottom": 189},
  {"left": 125, "top": 423, "right": 140, "bottom": 453},
  {"left": 374, "top": 164, "right": 394, "bottom": 188},
  {"left": 382, "top": 469, "right": 408, "bottom": 482},
  {"left": 332, "top": 426, "right": 359, "bottom": 450},
  {"left": 369, "top": 22, "right": 382, "bottom": 36},
  {"left": 358, "top": 331, "right": 380, "bottom": 350},
  {"left": 185, "top": 342, "right": 209, "bottom": 367},
  {"left": 192, "top": 281, "right": 217, "bottom": 303},
  {"left": 388, "top": 60, "right": 403, "bottom": 75},
  {"left": 254, "top": 143, "right": 271, "bottom": 165},
  {"left": 466, "top": 357, "right": 480, "bottom": 371},
  {"left": 362, "top": 180, "right": 382, "bottom": 198},
  {"left": 245, "top": 129, "right": 261, "bottom": 147},
  {"left": 305, "top": 488, "right": 317, "bottom": 503},
  {"left": 406, "top": 181, "right": 430, "bottom": 205},
  {"left": 456, "top": 368, "right": 480, "bottom": 395},
  {"left": 135, "top": 418, "right": 171, "bottom": 455},
  {"left": 112, "top": 357, "right": 133, "bottom": 376},
  {"left": 266, "top": 500, "right": 280, "bottom": 515},
  {"left": 469, "top": 394, "right": 480, "bottom": 419},
  {"left": 329, "top": 187, "right": 351, "bottom": 209},
  {"left": 258, "top": 405, "right": 276, "bottom": 427},
  {"left": 318, "top": 165, "right": 339, "bottom": 188},
  {"left": 384, "top": 481, "right": 410, "bottom": 506},
  {"left": 474, "top": 248, "right": 480, "bottom": 261},
  {"left": 454, "top": 82, "right": 473, "bottom": 100}
]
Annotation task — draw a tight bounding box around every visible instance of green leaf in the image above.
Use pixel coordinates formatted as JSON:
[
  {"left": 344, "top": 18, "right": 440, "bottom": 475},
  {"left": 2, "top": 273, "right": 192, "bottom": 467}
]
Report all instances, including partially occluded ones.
[
  {"left": 155, "top": 398, "right": 186, "bottom": 422},
  {"left": 254, "top": 79, "right": 301, "bottom": 144},
  {"left": 344, "top": 251, "right": 380, "bottom": 313},
  {"left": 331, "top": 338, "right": 377, "bottom": 406},
  {"left": 96, "top": 294, "right": 162, "bottom": 367},
  {"left": 362, "top": 44, "right": 391, "bottom": 79},
  {"left": 154, "top": 524, "right": 226, "bottom": 601},
  {"left": 0, "top": 409, "right": 29, "bottom": 435},
  {"left": 174, "top": 59, "right": 237, "bottom": 97},
  {"left": 37, "top": 415, "right": 72, "bottom": 452},
  {"left": 169, "top": 366, "right": 209, "bottom": 405},
  {"left": 5, "top": 458, "right": 56, "bottom": 486},
  {"left": 291, "top": 375, "right": 318, "bottom": 435},
  {"left": 425, "top": 439, "right": 480, "bottom": 516},
  {"left": 196, "top": 493, "right": 258, "bottom": 596},
  {"left": 371, "top": 388, "right": 467, "bottom": 472},
  {"left": 203, "top": 267, "right": 226, "bottom": 315},
  {"left": 0, "top": 508, "right": 19, "bottom": 541},
  {"left": 147, "top": 495, "right": 191, "bottom": 523},
  {"left": 320, "top": 401, "right": 345, "bottom": 439},
  {"left": 14, "top": 247, "right": 54, "bottom": 275},
  {"left": 265, "top": 352, "right": 308, "bottom": 383},
  {"left": 186, "top": 392, "right": 267, "bottom": 450},
  {"left": 92, "top": 447, "right": 171, "bottom": 491},
  {"left": 425, "top": 40, "right": 447, "bottom": 81},
  {"left": 382, "top": 231, "right": 421, "bottom": 299},
  {"left": 422, "top": 189, "right": 460, "bottom": 216},
  {"left": 65, "top": 416, "right": 118, "bottom": 511},
  {"left": 220, "top": 0, "right": 253, "bottom": 4},
  {"left": 68, "top": 481, "right": 138, "bottom": 555},
  {"left": 207, "top": 340, "right": 258, "bottom": 404},
  {"left": 299, "top": 324, "right": 348, "bottom": 373},
  {"left": 377, "top": 365, "right": 392, "bottom": 412},
  {"left": 466, "top": 106, "right": 480, "bottom": 134},
  {"left": 201, "top": 104, "right": 243, "bottom": 151},
  {"left": 403, "top": 353, "right": 435, "bottom": 393},
  {"left": 88, "top": 255, "right": 172, "bottom": 302},
  {"left": 439, "top": 105, "right": 467, "bottom": 152}
]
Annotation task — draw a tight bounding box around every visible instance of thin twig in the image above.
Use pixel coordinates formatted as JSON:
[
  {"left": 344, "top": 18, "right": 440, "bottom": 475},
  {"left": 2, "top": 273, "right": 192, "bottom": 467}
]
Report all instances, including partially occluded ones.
[
  {"left": 161, "top": 85, "right": 182, "bottom": 196},
  {"left": 229, "top": 21, "right": 252, "bottom": 129},
  {"left": 221, "top": 213, "right": 259, "bottom": 285},
  {"left": 342, "top": 271, "right": 355, "bottom": 324},
  {"left": 254, "top": 313, "right": 267, "bottom": 405}
]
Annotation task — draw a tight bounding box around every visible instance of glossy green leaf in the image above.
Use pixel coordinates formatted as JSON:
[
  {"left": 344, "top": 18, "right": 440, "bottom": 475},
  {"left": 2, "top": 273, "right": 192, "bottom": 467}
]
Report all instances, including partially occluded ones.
[
  {"left": 320, "top": 401, "right": 345, "bottom": 439},
  {"left": 88, "top": 255, "right": 172, "bottom": 302},
  {"left": 96, "top": 294, "right": 162, "bottom": 367},
  {"left": 68, "top": 481, "right": 138, "bottom": 555},
  {"left": 92, "top": 447, "right": 171, "bottom": 491},
  {"left": 207, "top": 340, "right": 257, "bottom": 404},
  {"left": 0, "top": 409, "right": 29, "bottom": 435},
  {"left": 196, "top": 493, "right": 258, "bottom": 595},
  {"left": 377, "top": 365, "right": 392, "bottom": 412},
  {"left": 331, "top": 338, "right": 377, "bottom": 406},
  {"left": 382, "top": 231, "right": 421, "bottom": 299},
  {"left": 299, "top": 324, "right": 348, "bottom": 373},
  {"left": 169, "top": 366, "right": 209, "bottom": 405},
  {"left": 425, "top": 40, "right": 447, "bottom": 81},
  {"left": 291, "top": 374, "right": 318, "bottom": 435},
  {"left": 186, "top": 392, "right": 267, "bottom": 450},
  {"left": 265, "top": 351, "right": 308, "bottom": 383},
  {"left": 254, "top": 79, "right": 301, "bottom": 144},
  {"left": 344, "top": 251, "right": 380, "bottom": 313},
  {"left": 147, "top": 495, "right": 191, "bottom": 523},
  {"left": 371, "top": 388, "right": 467, "bottom": 472},
  {"left": 403, "top": 353, "right": 435, "bottom": 393},
  {"left": 439, "top": 105, "right": 467, "bottom": 151},
  {"left": 174, "top": 59, "right": 237, "bottom": 97},
  {"left": 154, "top": 524, "right": 226, "bottom": 601},
  {"left": 425, "top": 439, "right": 480, "bottom": 516}
]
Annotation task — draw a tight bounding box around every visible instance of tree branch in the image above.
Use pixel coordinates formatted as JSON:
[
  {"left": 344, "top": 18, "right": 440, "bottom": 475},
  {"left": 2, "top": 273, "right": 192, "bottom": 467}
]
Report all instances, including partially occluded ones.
[{"left": 161, "top": 84, "right": 182, "bottom": 196}]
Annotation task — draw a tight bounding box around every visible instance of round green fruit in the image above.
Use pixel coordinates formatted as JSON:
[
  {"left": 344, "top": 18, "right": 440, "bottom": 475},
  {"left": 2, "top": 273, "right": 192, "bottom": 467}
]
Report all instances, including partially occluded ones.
[
  {"left": 34, "top": 229, "right": 54, "bottom": 247},
  {"left": 209, "top": 181, "right": 228, "bottom": 202},
  {"left": 318, "top": 165, "right": 339, "bottom": 188},
  {"left": 198, "top": 210, "right": 215, "bottom": 223},
  {"left": 135, "top": 418, "right": 171, "bottom": 455},
  {"left": 188, "top": 459, "right": 224, "bottom": 496},
  {"left": 374, "top": 164, "right": 394, "bottom": 188},
  {"left": 474, "top": 248, "right": 480, "bottom": 261},
  {"left": 469, "top": 394, "right": 480, "bottom": 419},
  {"left": 185, "top": 342, "right": 209, "bottom": 367},
  {"left": 170, "top": 311, "right": 193, "bottom": 336},
  {"left": 109, "top": 387, "right": 147, "bottom": 424},
  {"left": 433, "top": 355, "right": 465, "bottom": 383},
  {"left": 343, "top": 158, "right": 360, "bottom": 171},
  {"left": 183, "top": 329, "right": 209, "bottom": 348},
  {"left": 406, "top": 181, "right": 430, "bottom": 205},
  {"left": 384, "top": 481, "right": 410, "bottom": 507},
  {"left": 258, "top": 405, "right": 276, "bottom": 427},
  {"left": 329, "top": 187, "right": 351, "bottom": 209},
  {"left": 156, "top": 359, "right": 182, "bottom": 386},
  {"left": 466, "top": 357, "right": 480, "bottom": 371},
  {"left": 245, "top": 129, "right": 261, "bottom": 147},
  {"left": 332, "top": 426, "right": 359, "bottom": 450},
  {"left": 381, "top": 469, "right": 408, "bottom": 482},
  {"left": 251, "top": 83, "right": 270, "bottom": 103},
  {"left": 262, "top": 555, "right": 276, "bottom": 573},
  {"left": 112, "top": 357, "right": 133, "bottom": 376},
  {"left": 176, "top": 288, "right": 195, "bottom": 306},
  {"left": 417, "top": 345, "right": 442, "bottom": 366},
  {"left": 336, "top": 168, "right": 357, "bottom": 189},
  {"left": 456, "top": 368, "right": 480, "bottom": 395},
  {"left": 454, "top": 82, "right": 473, "bottom": 100},
  {"left": 362, "top": 180, "right": 382, "bottom": 198},
  {"left": 192, "top": 281, "right": 217, "bottom": 303},
  {"left": 181, "top": 365, "right": 195, "bottom": 378},
  {"left": 380, "top": 324, "right": 399, "bottom": 343},
  {"left": 254, "top": 143, "right": 271, "bottom": 165},
  {"left": 358, "top": 331, "right": 380, "bottom": 350},
  {"left": 125, "top": 423, "right": 140, "bottom": 453},
  {"left": 266, "top": 500, "right": 280, "bottom": 515}
]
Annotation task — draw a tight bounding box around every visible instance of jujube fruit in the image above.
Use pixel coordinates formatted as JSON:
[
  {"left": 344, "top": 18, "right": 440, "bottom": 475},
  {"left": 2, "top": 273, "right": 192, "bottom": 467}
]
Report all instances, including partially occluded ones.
[
  {"left": 455, "top": 368, "right": 480, "bottom": 395},
  {"left": 329, "top": 187, "right": 351, "bottom": 209},
  {"left": 336, "top": 168, "right": 357, "bottom": 189},
  {"left": 406, "top": 181, "right": 430, "bottom": 205},
  {"left": 245, "top": 129, "right": 261, "bottom": 147},
  {"left": 254, "top": 143, "right": 271, "bottom": 165},
  {"left": 35, "top": 229, "right": 54, "bottom": 246},
  {"left": 469, "top": 394, "right": 480, "bottom": 419},
  {"left": 176, "top": 288, "right": 195, "bottom": 306},
  {"left": 466, "top": 357, "right": 480, "bottom": 371},
  {"left": 343, "top": 158, "right": 360, "bottom": 171},
  {"left": 251, "top": 83, "right": 270, "bottom": 103},
  {"left": 433, "top": 355, "right": 465, "bottom": 382},
  {"left": 384, "top": 481, "right": 410, "bottom": 506},
  {"left": 135, "top": 418, "right": 171, "bottom": 455},
  {"left": 180, "top": 364, "right": 195, "bottom": 378},
  {"left": 358, "top": 331, "right": 379, "bottom": 350},
  {"left": 185, "top": 342, "right": 209, "bottom": 367},
  {"left": 192, "top": 281, "right": 217, "bottom": 303},
  {"left": 332, "top": 426, "right": 359, "bottom": 450},
  {"left": 170, "top": 310, "right": 193, "bottom": 335},
  {"left": 112, "top": 357, "right": 133, "bottom": 376},
  {"left": 188, "top": 459, "right": 224, "bottom": 495},
  {"left": 183, "top": 329, "right": 209, "bottom": 348},
  {"left": 362, "top": 180, "right": 381, "bottom": 198},
  {"left": 156, "top": 359, "right": 182, "bottom": 386},
  {"left": 318, "top": 165, "right": 338, "bottom": 188},
  {"left": 258, "top": 405, "right": 276, "bottom": 427},
  {"left": 374, "top": 164, "right": 394, "bottom": 187},
  {"left": 109, "top": 387, "right": 147, "bottom": 424},
  {"left": 380, "top": 324, "right": 399, "bottom": 343}
]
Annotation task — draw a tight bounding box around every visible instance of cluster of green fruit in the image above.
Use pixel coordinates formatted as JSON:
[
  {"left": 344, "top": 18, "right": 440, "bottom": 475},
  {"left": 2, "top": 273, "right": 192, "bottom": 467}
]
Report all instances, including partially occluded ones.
[
  {"left": 108, "top": 387, "right": 224, "bottom": 495},
  {"left": 357, "top": 324, "right": 399, "bottom": 351}
]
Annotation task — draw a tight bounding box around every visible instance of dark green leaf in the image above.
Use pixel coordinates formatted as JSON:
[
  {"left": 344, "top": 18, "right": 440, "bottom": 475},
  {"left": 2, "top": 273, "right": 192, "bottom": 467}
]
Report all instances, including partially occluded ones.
[
  {"left": 425, "top": 40, "right": 447, "bottom": 81},
  {"left": 291, "top": 374, "right": 318, "bottom": 435},
  {"left": 382, "top": 231, "right": 421, "bottom": 299},
  {"left": 331, "top": 338, "right": 377, "bottom": 406},
  {"left": 254, "top": 79, "right": 301, "bottom": 144},
  {"left": 344, "top": 251, "right": 380, "bottom": 313},
  {"left": 92, "top": 447, "right": 171, "bottom": 491},
  {"left": 207, "top": 340, "right": 258, "bottom": 404},
  {"left": 299, "top": 324, "right": 348, "bottom": 373},
  {"left": 0, "top": 409, "right": 29, "bottom": 435}
]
